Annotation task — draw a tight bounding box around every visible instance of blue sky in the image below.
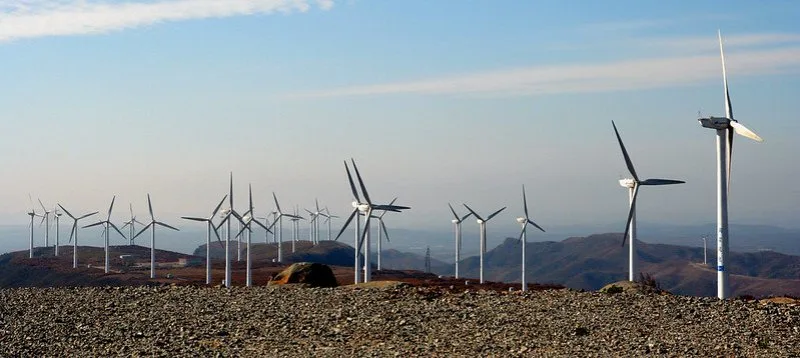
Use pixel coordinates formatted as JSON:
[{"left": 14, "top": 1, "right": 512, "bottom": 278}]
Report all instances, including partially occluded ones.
[{"left": 1, "top": 0, "right": 799, "bottom": 241}]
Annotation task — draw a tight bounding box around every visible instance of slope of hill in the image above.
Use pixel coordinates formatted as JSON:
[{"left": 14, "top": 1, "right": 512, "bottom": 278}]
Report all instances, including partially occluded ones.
[{"left": 456, "top": 233, "right": 800, "bottom": 297}]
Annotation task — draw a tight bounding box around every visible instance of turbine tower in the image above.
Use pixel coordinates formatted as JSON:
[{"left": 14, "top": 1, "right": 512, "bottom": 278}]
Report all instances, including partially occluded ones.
[
  {"left": 447, "top": 203, "right": 472, "bottom": 279},
  {"left": 463, "top": 204, "right": 505, "bottom": 284},
  {"left": 516, "top": 185, "right": 545, "bottom": 292},
  {"left": 53, "top": 207, "right": 62, "bottom": 256},
  {"left": 697, "top": 31, "right": 763, "bottom": 299},
  {"left": 266, "top": 192, "right": 300, "bottom": 262},
  {"left": 26, "top": 195, "right": 41, "bottom": 258},
  {"left": 181, "top": 195, "right": 227, "bottom": 285},
  {"left": 370, "top": 198, "right": 396, "bottom": 271},
  {"left": 38, "top": 199, "right": 52, "bottom": 250},
  {"left": 133, "top": 194, "right": 179, "bottom": 279},
  {"left": 701, "top": 235, "right": 709, "bottom": 265},
  {"left": 612, "top": 121, "right": 685, "bottom": 282},
  {"left": 83, "top": 196, "right": 126, "bottom": 273},
  {"left": 335, "top": 159, "right": 409, "bottom": 284},
  {"left": 58, "top": 204, "right": 98, "bottom": 269}
]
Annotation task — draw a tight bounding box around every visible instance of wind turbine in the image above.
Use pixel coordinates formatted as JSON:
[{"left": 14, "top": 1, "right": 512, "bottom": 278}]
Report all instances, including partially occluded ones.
[
  {"left": 215, "top": 172, "right": 248, "bottom": 288},
  {"left": 447, "top": 203, "right": 472, "bottom": 279},
  {"left": 515, "top": 185, "right": 545, "bottom": 292},
  {"left": 612, "top": 120, "right": 685, "bottom": 282},
  {"left": 133, "top": 194, "right": 179, "bottom": 279},
  {"left": 58, "top": 204, "right": 98, "bottom": 269},
  {"left": 306, "top": 199, "right": 327, "bottom": 245},
  {"left": 463, "top": 204, "right": 506, "bottom": 284},
  {"left": 83, "top": 196, "right": 126, "bottom": 273},
  {"left": 266, "top": 192, "right": 301, "bottom": 262},
  {"left": 52, "top": 206, "right": 63, "bottom": 256},
  {"left": 181, "top": 195, "right": 227, "bottom": 285},
  {"left": 697, "top": 31, "right": 764, "bottom": 299},
  {"left": 305, "top": 207, "right": 321, "bottom": 246},
  {"left": 370, "top": 198, "right": 396, "bottom": 271},
  {"left": 286, "top": 207, "right": 304, "bottom": 252},
  {"left": 701, "top": 235, "right": 709, "bottom": 266},
  {"left": 38, "top": 199, "right": 52, "bottom": 251},
  {"left": 323, "top": 207, "right": 338, "bottom": 242},
  {"left": 121, "top": 204, "right": 146, "bottom": 246},
  {"left": 235, "top": 184, "right": 272, "bottom": 287},
  {"left": 26, "top": 195, "right": 41, "bottom": 258},
  {"left": 335, "top": 159, "right": 409, "bottom": 284}
]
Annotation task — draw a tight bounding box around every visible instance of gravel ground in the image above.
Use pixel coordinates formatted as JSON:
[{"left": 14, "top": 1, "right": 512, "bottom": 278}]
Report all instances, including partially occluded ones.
[{"left": 0, "top": 285, "right": 798, "bottom": 357}]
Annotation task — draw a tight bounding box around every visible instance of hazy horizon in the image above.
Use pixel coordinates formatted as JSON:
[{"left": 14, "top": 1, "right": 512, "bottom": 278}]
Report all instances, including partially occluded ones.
[{"left": 2, "top": 1, "right": 799, "bottom": 240}]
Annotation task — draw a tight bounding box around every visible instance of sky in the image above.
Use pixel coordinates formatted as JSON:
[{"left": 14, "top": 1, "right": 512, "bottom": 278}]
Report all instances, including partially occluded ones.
[{"left": 1, "top": 0, "right": 799, "bottom": 247}]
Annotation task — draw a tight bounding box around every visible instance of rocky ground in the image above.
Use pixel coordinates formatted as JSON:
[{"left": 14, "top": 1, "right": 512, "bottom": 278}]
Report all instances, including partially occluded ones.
[{"left": 1, "top": 284, "right": 798, "bottom": 357}]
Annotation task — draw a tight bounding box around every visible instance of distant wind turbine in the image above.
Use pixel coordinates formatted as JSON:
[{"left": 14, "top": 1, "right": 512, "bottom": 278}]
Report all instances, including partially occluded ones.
[
  {"left": 697, "top": 31, "right": 764, "bottom": 299},
  {"left": 515, "top": 185, "right": 545, "bottom": 292},
  {"left": 215, "top": 172, "right": 248, "bottom": 288},
  {"left": 612, "top": 120, "right": 684, "bottom": 282},
  {"left": 83, "top": 196, "right": 126, "bottom": 273},
  {"left": 121, "top": 204, "right": 146, "bottom": 246},
  {"left": 58, "top": 204, "right": 97, "bottom": 269},
  {"left": 323, "top": 207, "right": 338, "bottom": 242},
  {"left": 133, "top": 194, "right": 179, "bottom": 279},
  {"left": 181, "top": 195, "right": 227, "bottom": 285},
  {"left": 38, "top": 198, "right": 52, "bottom": 250},
  {"left": 53, "top": 207, "right": 63, "bottom": 257},
  {"left": 447, "top": 203, "right": 472, "bottom": 279},
  {"left": 370, "top": 198, "right": 396, "bottom": 271},
  {"left": 26, "top": 194, "right": 41, "bottom": 258},
  {"left": 236, "top": 184, "right": 272, "bottom": 287},
  {"left": 266, "top": 192, "right": 301, "bottom": 262},
  {"left": 463, "top": 204, "right": 506, "bottom": 284}
]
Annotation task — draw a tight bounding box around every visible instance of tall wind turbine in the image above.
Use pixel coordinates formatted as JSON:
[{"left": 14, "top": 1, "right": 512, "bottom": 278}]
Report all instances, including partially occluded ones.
[
  {"left": 323, "top": 207, "right": 338, "bottom": 242},
  {"left": 53, "top": 207, "right": 62, "bottom": 256},
  {"left": 121, "top": 204, "right": 146, "bottom": 246},
  {"left": 701, "top": 235, "right": 709, "bottom": 265},
  {"left": 697, "top": 31, "right": 763, "bottom": 299},
  {"left": 83, "top": 196, "right": 126, "bottom": 273},
  {"left": 370, "top": 198, "right": 396, "bottom": 271},
  {"left": 463, "top": 204, "right": 505, "bottom": 284},
  {"left": 236, "top": 184, "right": 272, "bottom": 287},
  {"left": 215, "top": 172, "right": 248, "bottom": 288},
  {"left": 612, "top": 120, "right": 685, "bottom": 282},
  {"left": 38, "top": 199, "right": 52, "bottom": 250},
  {"left": 335, "top": 159, "right": 409, "bottom": 284},
  {"left": 516, "top": 185, "right": 545, "bottom": 292},
  {"left": 26, "top": 195, "right": 41, "bottom": 258},
  {"left": 58, "top": 204, "right": 98, "bottom": 269},
  {"left": 266, "top": 192, "right": 300, "bottom": 262},
  {"left": 181, "top": 195, "right": 227, "bottom": 285},
  {"left": 448, "top": 203, "right": 472, "bottom": 279},
  {"left": 133, "top": 194, "right": 179, "bottom": 279}
]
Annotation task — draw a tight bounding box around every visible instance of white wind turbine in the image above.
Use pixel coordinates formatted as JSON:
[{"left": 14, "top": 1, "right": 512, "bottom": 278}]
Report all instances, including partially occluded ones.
[
  {"left": 335, "top": 159, "right": 409, "bottom": 284},
  {"left": 463, "top": 204, "right": 506, "bottom": 284},
  {"left": 266, "top": 192, "right": 301, "bottom": 261},
  {"left": 121, "top": 204, "right": 147, "bottom": 246},
  {"left": 53, "top": 207, "right": 62, "bottom": 257},
  {"left": 515, "top": 185, "right": 545, "bottom": 292},
  {"left": 612, "top": 120, "right": 685, "bottom": 282},
  {"left": 26, "top": 195, "right": 42, "bottom": 259},
  {"left": 58, "top": 204, "right": 98, "bottom": 269},
  {"left": 236, "top": 184, "right": 272, "bottom": 287},
  {"left": 447, "top": 203, "right": 472, "bottom": 279},
  {"left": 305, "top": 207, "right": 320, "bottom": 246},
  {"left": 38, "top": 199, "right": 52, "bottom": 251},
  {"left": 697, "top": 31, "right": 763, "bottom": 299},
  {"left": 323, "top": 207, "right": 338, "bottom": 242},
  {"left": 83, "top": 196, "right": 127, "bottom": 273},
  {"left": 181, "top": 195, "right": 227, "bottom": 285},
  {"left": 701, "top": 235, "right": 709, "bottom": 266},
  {"left": 215, "top": 172, "right": 248, "bottom": 288},
  {"left": 133, "top": 194, "right": 179, "bottom": 279},
  {"left": 306, "top": 199, "right": 328, "bottom": 245},
  {"left": 370, "top": 198, "right": 396, "bottom": 271},
  {"left": 286, "top": 207, "right": 304, "bottom": 251}
]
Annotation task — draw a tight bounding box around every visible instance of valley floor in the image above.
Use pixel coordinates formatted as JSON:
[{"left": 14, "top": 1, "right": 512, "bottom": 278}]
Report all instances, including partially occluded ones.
[{"left": 0, "top": 285, "right": 797, "bottom": 357}]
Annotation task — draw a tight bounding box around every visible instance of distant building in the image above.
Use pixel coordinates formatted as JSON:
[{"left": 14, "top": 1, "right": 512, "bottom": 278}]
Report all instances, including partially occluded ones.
[
  {"left": 119, "top": 255, "right": 135, "bottom": 266},
  {"left": 178, "top": 257, "right": 202, "bottom": 267}
]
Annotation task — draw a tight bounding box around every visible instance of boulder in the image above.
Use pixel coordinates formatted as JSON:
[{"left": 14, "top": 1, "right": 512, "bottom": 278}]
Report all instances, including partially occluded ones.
[{"left": 268, "top": 262, "right": 338, "bottom": 288}]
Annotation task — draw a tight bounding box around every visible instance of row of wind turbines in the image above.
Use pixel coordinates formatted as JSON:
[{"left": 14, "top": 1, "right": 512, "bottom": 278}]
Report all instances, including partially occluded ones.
[{"left": 22, "top": 32, "right": 762, "bottom": 299}]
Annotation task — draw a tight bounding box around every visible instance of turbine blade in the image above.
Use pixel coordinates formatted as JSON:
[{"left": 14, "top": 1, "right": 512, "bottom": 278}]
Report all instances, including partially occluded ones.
[
  {"left": 380, "top": 220, "right": 390, "bottom": 243},
  {"left": 334, "top": 209, "right": 358, "bottom": 241},
  {"left": 155, "top": 221, "right": 179, "bottom": 231},
  {"left": 251, "top": 218, "right": 272, "bottom": 234},
  {"left": 620, "top": 185, "right": 640, "bottom": 247},
  {"left": 522, "top": 185, "right": 529, "bottom": 218},
  {"left": 460, "top": 212, "right": 472, "bottom": 222},
  {"left": 108, "top": 222, "right": 127, "bottom": 239},
  {"left": 730, "top": 121, "right": 763, "bottom": 142},
  {"left": 78, "top": 212, "right": 98, "bottom": 220},
  {"left": 248, "top": 184, "right": 253, "bottom": 213},
  {"left": 344, "top": 161, "right": 361, "bottom": 203},
  {"left": 462, "top": 204, "right": 483, "bottom": 221},
  {"left": 272, "top": 192, "right": 282, "bottom": 214},
  {"left": 133, "top": 223, "right": 153, "bottom": 240},
  {"left": 486, "top": 207, "right": 506, "bottom": 221},
  {"left": 108, "top": 196, "right": 116, "bottom": 220},
  {"left": 211, "top": 195, "right": 228, "bottom": 218},
  {"left": 121, "top": 222, "right": 130, "bottom": 229},
  {"left": 147, "top": 194, "right": 154, "bottom": 220},
  {"left": 350, "top": 159, "right": 372, "bottom": 204},
  {"left": 68, "top": 223, "right": 77, "bottom": 243},
  {"left": 82, "top": 221, "right": 105, "bottom": 229},
  {"left": 448, "top": 203, "right": 460, "bottom": 221},
  {"left": 357, "top": 210, "right": 373, "bottom": 253},
  {"left": 527, "top": 219, "right": 546, "bottom": 233},
  {"left": 727, "top": 127, "right": 733, "bottom": 195},
  {"left": 611, "top": 121, "right": 640, "bottom": 182},
  {"left": 229, "top": 172, "right": 234, "bottom": 208},
  {"left": 57, "top": 204, "right": 75, "bottom": 220},
  {"left": 315, "top": 198, "right": 320, "bottom": 213},
  {"left": 517, "top": 225, "right": 526, "bottom": 243},
  {"left": 719, "top": 30, "right": 733, "bottom": 120},
  {"left": 181, "top": 217, "right": 207, "bottom": 222},
  {"left": 38, "top": 198, "right": 46, "bottom": 212},
  {"left": 210, "top": 222, "right": 222, "bottom": 244},
  {"left": 640, "top": 179, "right": 686, "bottom": 185}
]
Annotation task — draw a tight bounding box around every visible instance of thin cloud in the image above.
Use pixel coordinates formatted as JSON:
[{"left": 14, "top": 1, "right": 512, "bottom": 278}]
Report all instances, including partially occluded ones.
[
  {"left": 0, "top": 0, "right": 335, "bottom": 42},
  {"left": 287, "top": 39, "right": 800, "bottom": 99}
]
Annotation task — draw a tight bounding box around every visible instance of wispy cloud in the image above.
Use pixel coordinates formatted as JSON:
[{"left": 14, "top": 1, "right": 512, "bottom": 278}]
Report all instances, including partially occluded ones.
[
  {"left": 287, "top": 34, "right": 800, "bottom": 99},
  {"left": 0, "top": 0, "right": 335, "bottom": 42}
]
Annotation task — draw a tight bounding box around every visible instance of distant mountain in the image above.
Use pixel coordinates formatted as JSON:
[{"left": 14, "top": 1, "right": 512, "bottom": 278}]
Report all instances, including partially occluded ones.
[{"left": 454, "top": 233, "right": 800, "bottom": 297}]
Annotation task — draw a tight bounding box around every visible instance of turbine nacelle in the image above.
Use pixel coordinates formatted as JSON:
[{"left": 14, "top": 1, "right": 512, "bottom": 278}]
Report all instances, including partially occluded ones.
[
  {"left": 451, "top": 219, "right": 459, "bottom": 224},
  {"left": 515, "top": 217, "right": 526, "bottom": 224},
  {"left": 698, "top": 116, "right": 732, "bottom": 130},
  {"left": 618, "top": 178, "right": 636, "bottom": 188},
  {"left": 476, "top": 219, "right": 484, "bottom": 224}
]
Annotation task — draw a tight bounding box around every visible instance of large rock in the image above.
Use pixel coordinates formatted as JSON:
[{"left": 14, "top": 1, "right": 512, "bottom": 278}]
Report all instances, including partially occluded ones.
[{"left": 268, "top": 262, "right": 338, "bottom": 288}]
